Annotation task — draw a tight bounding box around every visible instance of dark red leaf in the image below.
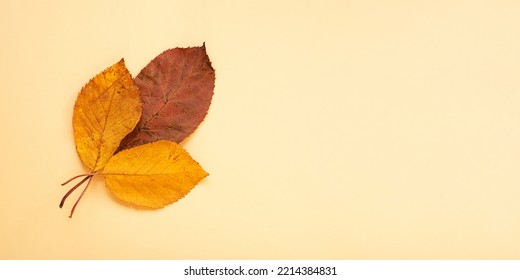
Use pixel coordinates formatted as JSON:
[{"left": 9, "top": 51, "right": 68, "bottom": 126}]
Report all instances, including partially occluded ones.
[{"left": 119, "top": 44, "right": 215, "bottom": 150}]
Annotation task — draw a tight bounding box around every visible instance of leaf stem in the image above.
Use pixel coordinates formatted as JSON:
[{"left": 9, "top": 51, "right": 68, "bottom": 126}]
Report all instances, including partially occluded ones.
[
  {"left": 59, "top": 175, "right": 93, "bottom": 208},
  {"left": 61, "top": 173, "right": 95, "bottom": 186},
  {"left": 69, "top": 175, "right": 94, "bottom": 218}
]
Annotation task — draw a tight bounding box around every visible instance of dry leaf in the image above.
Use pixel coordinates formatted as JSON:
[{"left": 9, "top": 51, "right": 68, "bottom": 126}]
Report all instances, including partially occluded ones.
[
  {"left": 73, "top": 59, "right": 142, "bottom": 171},
  {"left": 119, "top": 44, "right": 215, "bottom": 150},
  {"left": 102, "top": 140, "right": 208, "bottom": 208},
  {"left": 62, "top": 46, "right": 214, "bottom": 218}
]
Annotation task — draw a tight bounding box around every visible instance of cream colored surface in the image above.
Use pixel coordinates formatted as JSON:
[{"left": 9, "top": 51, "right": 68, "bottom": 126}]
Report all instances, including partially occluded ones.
[{"left": 1, "top": 0, "right": 520, "bottom": 259}]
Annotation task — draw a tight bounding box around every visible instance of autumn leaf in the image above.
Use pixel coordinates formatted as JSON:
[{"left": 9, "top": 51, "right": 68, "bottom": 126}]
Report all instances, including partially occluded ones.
[
  {"left": 102, "top": 140, "right": 208, "bottom": 208},
  {"left": 118, "top": 44, "right": 215, "bottom": 150},
  {"left": 61, "top": 45, "right": 214, "bottom": 218},
  {"left": 73, "top": 59, "right": 142, "bottom": 171}
]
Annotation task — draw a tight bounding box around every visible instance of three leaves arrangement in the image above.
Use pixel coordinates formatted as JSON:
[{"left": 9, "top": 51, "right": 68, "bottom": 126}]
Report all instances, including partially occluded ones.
[{"left": 60, "top": 44, "right": 215, "bottom": 218}]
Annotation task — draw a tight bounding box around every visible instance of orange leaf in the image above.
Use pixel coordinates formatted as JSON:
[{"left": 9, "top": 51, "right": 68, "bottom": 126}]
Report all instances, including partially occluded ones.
[
  {"left": 101, "top": 140, "right": 208, "bottom": 208},
  {"left": 72, "top": 59, "right": 142, "bottom": 171}
]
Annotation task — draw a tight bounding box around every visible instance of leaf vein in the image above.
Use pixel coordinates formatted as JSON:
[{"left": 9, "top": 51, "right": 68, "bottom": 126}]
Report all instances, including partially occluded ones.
[{"left": 91, "top": 74, "right": 125, "bottom": 170}]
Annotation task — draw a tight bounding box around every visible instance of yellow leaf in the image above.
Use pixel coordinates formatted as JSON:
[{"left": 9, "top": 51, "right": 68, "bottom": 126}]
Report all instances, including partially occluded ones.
[
  {"left": 73, "top": 59, "right": 141, "bottom": 171},
  {"left": 101, "top": 140, "right": 208, "bottom": 208}
]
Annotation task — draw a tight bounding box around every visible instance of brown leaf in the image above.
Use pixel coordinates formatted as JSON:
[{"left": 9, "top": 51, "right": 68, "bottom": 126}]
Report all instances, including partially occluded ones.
[{"left": 118, "top": 44, "right": 215, "bottom": 150}]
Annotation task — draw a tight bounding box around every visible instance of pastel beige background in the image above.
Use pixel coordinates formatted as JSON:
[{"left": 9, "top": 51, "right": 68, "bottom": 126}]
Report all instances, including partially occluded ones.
[{"left": 1, "top": 0, "right": 520, "bottom": 259}]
